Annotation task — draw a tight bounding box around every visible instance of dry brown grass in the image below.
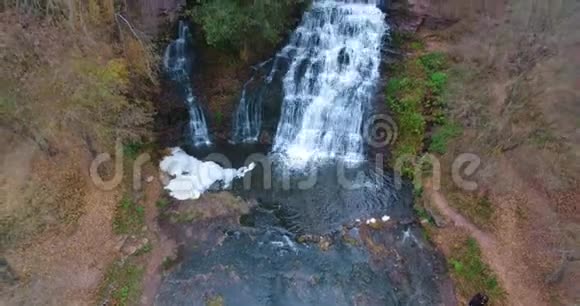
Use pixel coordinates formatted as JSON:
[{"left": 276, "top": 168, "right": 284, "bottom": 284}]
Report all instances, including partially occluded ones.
[
  {"left": 410, "top": 0, "right": 580, "bottom": 304},
  {"left": 0, "top": 9, "right": 156, "bottom": 153}
]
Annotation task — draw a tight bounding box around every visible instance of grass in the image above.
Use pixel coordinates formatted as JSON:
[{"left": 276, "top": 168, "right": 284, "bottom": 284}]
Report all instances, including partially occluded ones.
[
  {"left": 98, "top": 260, "right": 144, "bottom": 306},
  {"left": 113, "top": 196, "right": 145, "bottom": 235},
  {"left": 133, "top": 242, "right": 152, "bottom": 257},
  {"left": 449, "top": 237, "right": 505, "bottom": 303},
  {"left": 123, "top": 142, "right": 145, "bottom": 161},
  {"left": 429, "top": 121, "right": 463, "bottom": 154},
  {"left": 155, "top": 198, "right": 170, "bottom": 210},
  {"left": 449, "top": 193, "right": 495, "bottom": 231},
  {"left": 386, "top": 45, "right": 453, "bottom": 178}
]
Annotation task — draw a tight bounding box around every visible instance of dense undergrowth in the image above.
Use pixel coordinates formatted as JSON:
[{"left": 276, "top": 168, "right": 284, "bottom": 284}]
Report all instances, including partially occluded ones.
[
  {"left": 98, "top": 259, "right": 145, "bottom": 306},
  {"left": 449, "top": 238, "right": 505, "bottom": 303},
  {"left": 386, "top": 34, "right": 461, "bottom": 178},
  {"left": 1, "top": 2, "right": 159, "bottom": 304},
  {"left": 387, "top": 32, "right": 505, "bottom": 304},
  {"left": 1, "top": 1, "right": 156, "bottom": 154},
  {"left": 186, "top": 0, "right": 306, "bottom": 60}
]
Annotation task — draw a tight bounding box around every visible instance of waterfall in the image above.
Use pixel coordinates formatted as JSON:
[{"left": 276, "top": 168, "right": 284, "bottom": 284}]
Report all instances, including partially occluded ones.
[
  {"left": 272, "top": 0, "right": 387, "bottom": 165},
  {"left": 231, "top": 59, "right": 274, "bottom": 143},
  {"left": 164, "top": 21, "right": 211, "bottom": 146},
  {"left": 231, "top": 75, "right": 262, "bottom": 143}
]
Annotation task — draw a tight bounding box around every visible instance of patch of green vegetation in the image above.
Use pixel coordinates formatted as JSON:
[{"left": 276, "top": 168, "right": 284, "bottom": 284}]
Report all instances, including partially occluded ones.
[
  {"left": 133, "top": 242, "right": 152, "bottom": 257},
  {"left": 419, "top": 52, "right": 447, "bottom": 73},
  {"left": 98, "top": 260, "right": 144, "bottom": 306},
  {"left": 428, "top": 71, "right": 448, "bottom": 95},
  {"left": 162, "top": 256, "right": 178, "bottom": 270},
  {"left": 386, "top": 48, "right": 451, "bottom": 178},
  {"left": 188, "top": 0, "right": 304, "bottom": 53},
  {"left": 390, "top": 31, "right": 420, "bottom": 50},
  {"left": 215, "top": 110, "right": 223, "bottom": 126},
  {"left": 429, "top": 121, "right": 463, "bottom": 154},
  {"left": 449, "top": 238, "right": 505, "bottom": 303},
  {"left": 529, "top": 128, "right": 559, "bottom": 148},
  {"left": 410, "top": 41, "right": 425, "bottom": 51},
  {"left": 113, "top": 196, "right": 145, "bottom": 235},
  {"left": 155, "top": 198, "right": 170, "bottom": 210},
  {"left": 206, "top": 295, "right": 225, "bottom": 306},
  {"left": 123, "top": 142, "right": 145, "bottom": 161},
  {"left": 168, "top": 209, "right": 203, "bottom": 224},
  {"left": 449, "top": 194, "right": 495, "bottom": 230},
  {"left": 414, "top": 205, "right": 432, "bottom": 223}
]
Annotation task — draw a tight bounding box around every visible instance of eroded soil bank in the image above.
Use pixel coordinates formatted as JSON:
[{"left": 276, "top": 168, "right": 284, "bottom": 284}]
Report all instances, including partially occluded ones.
[{"left": 390, "top": 0, "right": 580, "bottom": 305}]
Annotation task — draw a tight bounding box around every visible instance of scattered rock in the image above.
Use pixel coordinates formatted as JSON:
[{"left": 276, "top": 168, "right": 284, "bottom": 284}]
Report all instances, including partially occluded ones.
[
  {"left": 544, "top": 258, "right": 567, "bottom": 285},
  {"left": 115, "top": 235, "right": 128, "bottom": 251},
  {"left": 0, "top": 258, "right": 18, "bottom": 286},
  {"left": 297, "top": 234, "right": 321, "bottom": 244},
  {"left": 319, "top": 237, "right": 332, "bottom": 251},
  {"left": 146, "top": 176, "right": 154, "bottom": 183},
  {"left": 121, "top": 236, "right": 149, "bottom": 256},
  {"left": 425, "top": 205, "right": 447, "bottom": 228}
]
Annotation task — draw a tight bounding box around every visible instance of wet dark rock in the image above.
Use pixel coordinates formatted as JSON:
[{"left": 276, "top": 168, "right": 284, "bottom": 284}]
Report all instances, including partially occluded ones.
[
  {"left": 0, "top": 258, "right": 18, "bottom": 286},
  {"left": 425, "top": 205, "right": 448, "bottom": 228},
  {"left": 469, "top": 293, "right": 490, "bottom": 306}
]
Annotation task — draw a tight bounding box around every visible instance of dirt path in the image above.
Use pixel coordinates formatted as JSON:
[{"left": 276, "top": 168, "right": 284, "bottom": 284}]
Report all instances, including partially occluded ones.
[
  {"left": 139, "top": 166, "right": 177, "bottom": 306},
  {"left": 424, "top": 179, "right": 548, "bottom": 306}
]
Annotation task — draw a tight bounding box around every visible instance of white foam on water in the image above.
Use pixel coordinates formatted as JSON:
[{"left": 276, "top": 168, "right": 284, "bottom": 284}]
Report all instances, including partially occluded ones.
[{"left": 160, "top": 148, "right": 255, "bottom": 200}]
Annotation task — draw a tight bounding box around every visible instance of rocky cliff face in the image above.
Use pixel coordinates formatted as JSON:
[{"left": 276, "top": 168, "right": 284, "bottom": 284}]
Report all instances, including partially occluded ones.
[{"left": 125, "top": 0, "right": 185, "bottom": 35}]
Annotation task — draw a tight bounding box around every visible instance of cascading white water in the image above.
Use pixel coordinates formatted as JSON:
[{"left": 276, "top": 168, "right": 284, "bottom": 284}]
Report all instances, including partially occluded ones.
[
  {"left": 273, "top": 0, "right": 387, "bottom": 166},
  {"left": 231, "top": 58, "right": 275, "bottom": 143},
  {"left": 164, "top": 21, "right": 211, "bottom": 146},
  {"left": 231, "top": 77, "right": 261, "bottom": 143}
]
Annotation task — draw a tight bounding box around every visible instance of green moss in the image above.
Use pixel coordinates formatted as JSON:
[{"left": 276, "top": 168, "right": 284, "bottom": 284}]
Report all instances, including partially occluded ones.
[
  {"left": 215, "top": 110, "right": 223, "bottom": 126},
  {"left": 98, "top": 260, "right": 144, "bottom": 306},
  {"left": 449, "top": 238, "right": 505, "bottom": 302},
  {"left": 113, "top": 196, "right": 145, "bottom": 235}
]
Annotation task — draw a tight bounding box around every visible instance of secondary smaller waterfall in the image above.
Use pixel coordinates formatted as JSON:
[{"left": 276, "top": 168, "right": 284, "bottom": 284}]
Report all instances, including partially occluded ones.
[
  {"left": 164, "top": 21, "right": 211, "bottom": 146},
  {"left": 231, "top": 76, "right": 262, "bottom": 143},
  {"left": 231, "top": 59, "right": 275, "bottom": 143}
]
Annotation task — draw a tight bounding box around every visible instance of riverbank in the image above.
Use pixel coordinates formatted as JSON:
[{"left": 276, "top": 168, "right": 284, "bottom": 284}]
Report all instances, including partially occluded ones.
[{"left": 388, "top": 0, "right": 580, "bottom": 304}]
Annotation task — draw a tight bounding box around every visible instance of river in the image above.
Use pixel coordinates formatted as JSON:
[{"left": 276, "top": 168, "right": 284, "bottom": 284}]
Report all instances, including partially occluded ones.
[{"left": 156, "top": 1, "right": 453, "bottom": 305}]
